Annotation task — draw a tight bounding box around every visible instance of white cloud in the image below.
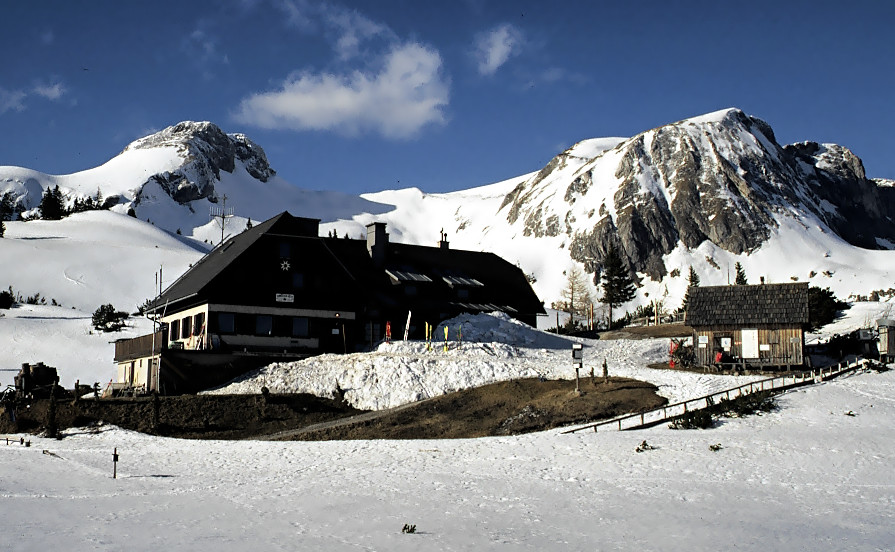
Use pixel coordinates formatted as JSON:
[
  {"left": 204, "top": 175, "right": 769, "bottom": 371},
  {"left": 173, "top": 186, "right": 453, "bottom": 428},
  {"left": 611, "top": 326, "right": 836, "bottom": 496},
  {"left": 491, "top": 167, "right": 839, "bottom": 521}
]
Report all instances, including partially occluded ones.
[
  {"left": 275, "top": 1, "right": 393, "bottom": 60},
  {"left": 0, "top": 87, "right": 27, "bottom": 114},
  {"left": 473, "top": 23, "right": 523, "bottom": 76},
  {"left": 33, "top": 82, "right": 66, "bottom": 101},
  {"left": 234, "top": 43, "right": 449, "bottom": 138},
  {"left": 321, "top": 5, "right": 392, "bottom": 61},
  {"left": 277, "top": 0, "right": 316, "bottom": 32}
]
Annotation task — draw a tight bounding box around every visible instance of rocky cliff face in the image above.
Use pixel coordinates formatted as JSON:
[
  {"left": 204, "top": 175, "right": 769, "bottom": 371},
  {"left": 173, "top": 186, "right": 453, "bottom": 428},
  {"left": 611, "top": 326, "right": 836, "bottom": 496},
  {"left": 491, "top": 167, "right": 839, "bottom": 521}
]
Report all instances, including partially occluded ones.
[
  {"left": 126, "top": 121, "right": 275, "bottom": 204},
  {"left": 500, "top": 108, "right": 895, "bottom": 282}
]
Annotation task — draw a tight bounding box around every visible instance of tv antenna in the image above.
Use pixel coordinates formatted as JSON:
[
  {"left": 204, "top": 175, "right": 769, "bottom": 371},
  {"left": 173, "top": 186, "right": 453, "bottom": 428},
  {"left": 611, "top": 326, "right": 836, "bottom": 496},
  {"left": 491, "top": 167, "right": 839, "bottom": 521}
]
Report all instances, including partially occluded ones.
[{"left": 209, "top": 194, "right": 235, "bottom": 246}]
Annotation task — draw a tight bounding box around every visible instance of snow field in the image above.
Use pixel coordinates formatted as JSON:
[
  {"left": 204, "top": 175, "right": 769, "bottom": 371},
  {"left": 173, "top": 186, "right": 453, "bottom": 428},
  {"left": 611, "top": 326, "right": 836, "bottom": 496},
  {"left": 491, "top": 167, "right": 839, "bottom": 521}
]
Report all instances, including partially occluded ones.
[{"left": 2, "top": 368, "right": 893, "bottom": 551}]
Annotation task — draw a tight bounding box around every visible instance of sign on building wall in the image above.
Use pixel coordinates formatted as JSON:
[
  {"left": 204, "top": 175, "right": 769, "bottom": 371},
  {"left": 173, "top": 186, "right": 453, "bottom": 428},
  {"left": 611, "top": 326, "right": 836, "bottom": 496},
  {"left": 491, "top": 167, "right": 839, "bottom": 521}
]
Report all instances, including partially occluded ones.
[{"left": 275, "top": 293, "right": 295, "bottom": 303}]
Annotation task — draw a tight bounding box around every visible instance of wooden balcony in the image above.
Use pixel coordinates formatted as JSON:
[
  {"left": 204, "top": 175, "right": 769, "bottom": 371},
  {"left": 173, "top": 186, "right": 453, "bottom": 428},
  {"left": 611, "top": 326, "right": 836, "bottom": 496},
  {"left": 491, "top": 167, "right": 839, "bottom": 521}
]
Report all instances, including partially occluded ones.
[{"left": 114, "top": 331, "right": 164, "bottom": 362}]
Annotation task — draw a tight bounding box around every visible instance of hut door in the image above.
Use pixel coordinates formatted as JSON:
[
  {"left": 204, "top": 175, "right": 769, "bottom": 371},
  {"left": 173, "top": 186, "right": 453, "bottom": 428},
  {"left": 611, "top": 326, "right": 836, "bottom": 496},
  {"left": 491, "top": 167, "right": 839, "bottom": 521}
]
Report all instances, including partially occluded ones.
[{"left": 741, "top": 329, "right": 759, "bottom": 359}]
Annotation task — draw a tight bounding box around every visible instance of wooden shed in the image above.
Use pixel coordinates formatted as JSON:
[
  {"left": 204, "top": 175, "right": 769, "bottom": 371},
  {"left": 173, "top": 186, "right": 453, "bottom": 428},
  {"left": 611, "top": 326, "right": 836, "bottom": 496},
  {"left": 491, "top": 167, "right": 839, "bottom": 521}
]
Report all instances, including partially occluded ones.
[
  {"left": 878, "top": 319, "right": 895, "bottom": 363},
  {"left": 684, "top": 282, "right": 809, "bottom": 370}
]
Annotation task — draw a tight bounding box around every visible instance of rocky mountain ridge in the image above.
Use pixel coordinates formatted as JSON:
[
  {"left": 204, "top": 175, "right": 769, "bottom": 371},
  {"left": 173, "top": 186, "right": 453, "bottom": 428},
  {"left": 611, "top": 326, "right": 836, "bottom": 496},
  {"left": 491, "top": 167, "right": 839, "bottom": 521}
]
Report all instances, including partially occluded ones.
[
  {"left": 126, "top": 121, "right": 275, "bottom": 205},
  {"left": 499, "top": 108, "right": 895, "bottom": 282}
]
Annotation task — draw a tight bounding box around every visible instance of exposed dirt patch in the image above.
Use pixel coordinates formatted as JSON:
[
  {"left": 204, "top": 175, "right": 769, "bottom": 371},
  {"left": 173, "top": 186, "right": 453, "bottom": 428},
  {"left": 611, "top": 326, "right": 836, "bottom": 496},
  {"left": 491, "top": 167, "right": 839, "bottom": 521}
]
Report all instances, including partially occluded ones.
[
  {"left": 1, "top": 394, "right": 362, "bottom": 440},
  {"left": 286, "top": 377, "right": 666, "bottom": 441},
  {"left": 1, "top": 377, "right": 666, "bottom": 441}
]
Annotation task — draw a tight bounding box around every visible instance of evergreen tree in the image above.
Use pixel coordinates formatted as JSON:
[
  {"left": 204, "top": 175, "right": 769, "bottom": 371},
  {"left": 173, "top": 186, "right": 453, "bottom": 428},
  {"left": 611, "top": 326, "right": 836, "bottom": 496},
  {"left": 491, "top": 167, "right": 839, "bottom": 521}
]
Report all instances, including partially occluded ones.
[
  {"left": 39, "top": 185, "right": 66, "bottom": 220},
  {"left": 808, "top": 287, "right": 849, "bottom": 331},
  {"left": 0, "top": 191, "right": 15, "bottom": 221},
  {"left": 600, "top": 246, "right": 636, "bottom": 326},
  {"left": 92, "top": 304, "right": 129, "bottom": 332},
  {"left": 734, "top": 262, "right": 748, "bottom": 285},
  {"left": 680, "top": 266, "right": 700, "bottom": 313}
]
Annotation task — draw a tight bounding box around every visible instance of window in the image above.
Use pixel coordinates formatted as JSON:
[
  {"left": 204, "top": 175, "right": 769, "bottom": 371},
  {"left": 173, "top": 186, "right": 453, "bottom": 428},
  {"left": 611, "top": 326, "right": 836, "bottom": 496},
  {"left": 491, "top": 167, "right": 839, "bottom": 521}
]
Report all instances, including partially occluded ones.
[
  {"left": 216, "top": 313, "right": 235, "bottom": 334},
  {"left": 169, "top": 319, "right": 180, "bottom": 341},
  {"left": 292, "top": 317, "right": 309, "bottom": 337},
  {"left": 279, "top": 242, "right": 291, "bottom": 258},
  {"left": 256, "top": 315, "right": 273, "bottom": 336},
  {"left": 181, "top": 316, "right": 192, "bottom": 339},
  {"left": 404, "top": 285, "right": 417, "bottom": 296},
  {"left": 292, "top": 273, "right": 305, "bottom": 289},
  {"left": 193, "top": 312, "right": 206, "bottom": 335},
  {"left": 457, "top": 288, "right": 469, "bottom": 299}
]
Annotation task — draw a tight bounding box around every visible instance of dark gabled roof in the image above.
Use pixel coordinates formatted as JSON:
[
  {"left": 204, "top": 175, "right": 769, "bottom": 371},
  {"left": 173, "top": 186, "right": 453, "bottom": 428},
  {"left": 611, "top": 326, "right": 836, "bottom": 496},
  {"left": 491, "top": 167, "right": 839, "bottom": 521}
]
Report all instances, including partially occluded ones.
[
  {"left": 384, "top": 242, "right": 546, "bottom": 315},
  {"left": 145, "top": 211, "right": 545, "bottom": 320},
  {"left": 684, "top": 282, "right": 809, "bottom": 327},
  {"left": 147, "top": 212, "right": 320, "bottom": 313}
]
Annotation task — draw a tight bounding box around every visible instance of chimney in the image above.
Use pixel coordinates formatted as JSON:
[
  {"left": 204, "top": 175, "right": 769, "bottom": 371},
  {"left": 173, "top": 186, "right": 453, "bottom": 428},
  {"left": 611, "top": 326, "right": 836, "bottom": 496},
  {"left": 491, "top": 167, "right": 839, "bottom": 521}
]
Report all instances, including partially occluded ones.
[
  {"left": 438, "top": 228, "right": 449, "bottom": 250},
  {"left": 366, "top": 222, "right": 388, "bottom": 265},
  {"left": 760, "top": 276, "right": 765, "bottom": 285}
]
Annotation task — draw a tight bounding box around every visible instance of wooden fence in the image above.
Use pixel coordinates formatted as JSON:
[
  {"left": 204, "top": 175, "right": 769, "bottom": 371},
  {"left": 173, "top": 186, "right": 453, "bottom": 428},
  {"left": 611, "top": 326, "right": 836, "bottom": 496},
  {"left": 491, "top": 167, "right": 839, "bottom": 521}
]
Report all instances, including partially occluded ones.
[{"left": 562, "top": 358, "right": 870, "bottom": 434}]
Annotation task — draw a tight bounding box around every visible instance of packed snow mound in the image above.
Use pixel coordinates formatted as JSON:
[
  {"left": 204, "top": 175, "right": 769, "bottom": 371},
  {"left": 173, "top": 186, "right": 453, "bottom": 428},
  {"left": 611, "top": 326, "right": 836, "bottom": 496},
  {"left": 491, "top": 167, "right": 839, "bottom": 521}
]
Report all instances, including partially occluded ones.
[
  {"left": 207, "top": 312, "right": 761, "bottom": 411},
  {"left": 432, "top": 311, "right": 574, "bottom": 349}
]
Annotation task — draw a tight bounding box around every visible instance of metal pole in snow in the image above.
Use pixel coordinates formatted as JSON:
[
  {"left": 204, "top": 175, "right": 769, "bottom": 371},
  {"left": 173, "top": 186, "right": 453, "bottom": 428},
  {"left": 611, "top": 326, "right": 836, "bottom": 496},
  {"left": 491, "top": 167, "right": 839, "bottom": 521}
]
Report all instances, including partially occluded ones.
[{"left": 113, "top": 448, "right": 119, "bottom": 479}]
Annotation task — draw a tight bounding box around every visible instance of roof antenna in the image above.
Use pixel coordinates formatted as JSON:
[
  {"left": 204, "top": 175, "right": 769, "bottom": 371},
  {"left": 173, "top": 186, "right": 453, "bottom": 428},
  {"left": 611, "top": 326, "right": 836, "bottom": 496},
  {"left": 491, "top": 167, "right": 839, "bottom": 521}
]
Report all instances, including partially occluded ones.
[{"left": 209, "top": 194, "right": 235, "bottom": 246}]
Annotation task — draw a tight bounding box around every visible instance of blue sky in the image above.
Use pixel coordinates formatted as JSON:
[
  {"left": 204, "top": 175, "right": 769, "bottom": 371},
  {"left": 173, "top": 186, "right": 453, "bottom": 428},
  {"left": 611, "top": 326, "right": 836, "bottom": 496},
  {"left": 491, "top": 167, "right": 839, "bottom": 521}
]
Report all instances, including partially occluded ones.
[{"left": 2, "top": 0, "right": 893, "bottom": 195}]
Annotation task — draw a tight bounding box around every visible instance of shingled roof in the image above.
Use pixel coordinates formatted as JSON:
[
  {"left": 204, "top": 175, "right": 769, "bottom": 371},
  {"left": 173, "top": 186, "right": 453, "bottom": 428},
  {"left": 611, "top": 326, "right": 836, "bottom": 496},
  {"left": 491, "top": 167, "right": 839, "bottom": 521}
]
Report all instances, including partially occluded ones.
[
  {"left": 684, "top": 282, "right": 809, "bottom": 327},
  {"left": 144, "top": 211, "right": 545, "bottom": 320},
  {"left": 145, "top": 212, "right": 330, "bottom": 314}
]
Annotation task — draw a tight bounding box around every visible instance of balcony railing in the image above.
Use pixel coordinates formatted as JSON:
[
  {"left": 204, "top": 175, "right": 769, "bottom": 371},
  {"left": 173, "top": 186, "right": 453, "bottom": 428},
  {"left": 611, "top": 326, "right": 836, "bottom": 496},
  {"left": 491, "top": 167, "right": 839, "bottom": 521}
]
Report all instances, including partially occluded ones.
[{"left": 114, "top": 331, "right": 164, "bottom": 362}]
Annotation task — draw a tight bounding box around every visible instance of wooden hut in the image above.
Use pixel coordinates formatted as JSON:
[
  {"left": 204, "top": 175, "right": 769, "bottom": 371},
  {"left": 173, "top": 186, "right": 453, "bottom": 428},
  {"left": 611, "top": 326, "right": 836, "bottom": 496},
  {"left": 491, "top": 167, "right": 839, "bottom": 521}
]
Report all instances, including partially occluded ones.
[
  {"left": 878, "top": 319, "right": 895, "bottom": 363},
  {"left": 684, "top": 282, "right": 809, "bottom": 370}
]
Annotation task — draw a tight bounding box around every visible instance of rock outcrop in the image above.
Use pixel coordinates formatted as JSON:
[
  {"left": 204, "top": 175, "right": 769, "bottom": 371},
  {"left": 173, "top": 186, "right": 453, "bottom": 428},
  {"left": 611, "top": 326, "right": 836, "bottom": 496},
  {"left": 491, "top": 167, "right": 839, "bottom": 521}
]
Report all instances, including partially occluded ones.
[
  {"left": 127, "top": 121, "right": 275, "bottom": 204},
  {"left": 500, "top": 108, "right": 895, "bottom": 281}
]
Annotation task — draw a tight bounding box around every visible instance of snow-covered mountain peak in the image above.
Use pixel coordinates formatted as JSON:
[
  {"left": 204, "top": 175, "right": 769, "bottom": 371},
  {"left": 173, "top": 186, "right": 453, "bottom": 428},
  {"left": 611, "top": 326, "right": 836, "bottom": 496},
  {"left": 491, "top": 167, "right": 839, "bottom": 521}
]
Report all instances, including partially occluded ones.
[
  {"left": 564, "top": 137, "right": 628, "bottom": 160},
  {"left": 498, "top": 107, "right": 895, "bottom": 287},
  {"left": 123, "top": 120, "right": 275, "bottom": 203},
  {"left": 677, "top": 106, "right": 743, "bottom": 125}
]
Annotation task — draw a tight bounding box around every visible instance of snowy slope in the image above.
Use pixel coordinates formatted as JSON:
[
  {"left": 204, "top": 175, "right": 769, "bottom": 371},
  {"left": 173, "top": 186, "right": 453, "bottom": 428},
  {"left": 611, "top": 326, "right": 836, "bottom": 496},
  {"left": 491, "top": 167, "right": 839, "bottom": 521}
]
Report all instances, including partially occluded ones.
[
  {"left": 2, "top": 364, "right": 894, "bottom": 551},
  {"left": 320, "top": 178, "right": 895, "bottom": 316},
  {"left": 0, "top": 211, "right": 203, "bottom": 311},
  {"left": 0, "top": 211, "right": 203, "bottom": 387}
]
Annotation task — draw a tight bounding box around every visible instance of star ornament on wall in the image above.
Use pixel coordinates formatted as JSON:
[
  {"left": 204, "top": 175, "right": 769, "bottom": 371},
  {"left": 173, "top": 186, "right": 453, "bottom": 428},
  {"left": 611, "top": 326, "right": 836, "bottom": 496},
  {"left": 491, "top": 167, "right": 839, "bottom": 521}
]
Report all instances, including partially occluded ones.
[{"left": 280, "top": 259, "right": 291, "bottom": 272}]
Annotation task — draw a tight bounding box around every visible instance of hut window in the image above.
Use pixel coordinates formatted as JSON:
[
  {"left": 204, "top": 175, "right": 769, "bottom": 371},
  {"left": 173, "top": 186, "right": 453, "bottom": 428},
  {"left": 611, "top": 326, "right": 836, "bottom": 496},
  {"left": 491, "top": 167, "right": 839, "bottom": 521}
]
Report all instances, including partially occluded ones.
[
  {"left": 292, "top": 273, "right": 305, "bottom": 289},
  {"left": 216, "top": 313, "right": 235, "bottom": 334},
  {"left": 256, "top": 315, "right": 273, "bottom": 336},
  {"left": 292, "top": 317, "right": 309, "bottom": 337},
  {"left": 181, "top": 316, "right": 192, "bottom": 339},
  {"left": 193, "top": 312, "right": 206, "bottom": 335},
  {"left": 169, "top": 319, "right": 180, "bottom": 341}
]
